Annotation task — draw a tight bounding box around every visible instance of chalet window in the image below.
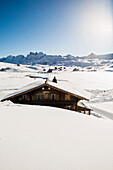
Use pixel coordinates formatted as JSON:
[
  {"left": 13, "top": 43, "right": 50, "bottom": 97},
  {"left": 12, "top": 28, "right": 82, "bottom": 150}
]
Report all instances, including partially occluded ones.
[
  {"left": 36, "top": 95, "right": 42, "bottom": 100},
  {"left": 22, "top": 94, "right": 27, "bottom": 100},
  {"left": 51, "top": 94, "right": 56, "bottom": 100},
  {"left": 65, "top": 94, "right": 70, "bottom": 100}
]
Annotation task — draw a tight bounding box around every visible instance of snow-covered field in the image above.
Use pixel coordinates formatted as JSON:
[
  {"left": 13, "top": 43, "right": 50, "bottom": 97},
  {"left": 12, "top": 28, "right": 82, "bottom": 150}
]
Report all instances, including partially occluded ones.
[
  {"left": 0, "top": 62, "right": 113, "bottom": 170},
  {"left": 0, "top": 102, "right": 113, "bottom": 170}
]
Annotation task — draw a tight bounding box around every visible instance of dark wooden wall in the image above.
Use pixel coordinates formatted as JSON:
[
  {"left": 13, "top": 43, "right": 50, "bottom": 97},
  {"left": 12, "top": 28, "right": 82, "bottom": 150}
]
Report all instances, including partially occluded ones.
[{"left": 11, "top": 85, "right": 80, "bottom": 111}]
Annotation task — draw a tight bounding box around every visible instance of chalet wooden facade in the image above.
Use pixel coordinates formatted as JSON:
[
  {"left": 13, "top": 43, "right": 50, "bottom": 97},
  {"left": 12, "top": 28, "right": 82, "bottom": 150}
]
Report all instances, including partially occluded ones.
[{"left": 1, "top": 78, "right": 91, "bottom": 115}]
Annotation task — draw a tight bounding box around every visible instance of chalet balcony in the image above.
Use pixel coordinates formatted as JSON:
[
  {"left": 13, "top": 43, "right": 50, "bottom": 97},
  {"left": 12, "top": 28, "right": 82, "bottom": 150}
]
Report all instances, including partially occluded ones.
[{"left": 18, "top": 100, "right": 77, "bottom": 106}]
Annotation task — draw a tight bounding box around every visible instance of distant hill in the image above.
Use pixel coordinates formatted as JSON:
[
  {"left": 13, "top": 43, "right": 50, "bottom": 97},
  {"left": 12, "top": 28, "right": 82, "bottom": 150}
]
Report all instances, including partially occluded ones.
[{"left": 0, "top": 52, "right": 113, "bottom": 68}]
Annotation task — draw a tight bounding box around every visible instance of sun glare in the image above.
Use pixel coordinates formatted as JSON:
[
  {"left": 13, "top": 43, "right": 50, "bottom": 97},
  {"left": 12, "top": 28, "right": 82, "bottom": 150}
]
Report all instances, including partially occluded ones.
[
  {"left": 88, "top": 9, "right": 112, "bottom": 37},
  {"left": 78, "top": 0, "right": 113, "bottom": 52}
]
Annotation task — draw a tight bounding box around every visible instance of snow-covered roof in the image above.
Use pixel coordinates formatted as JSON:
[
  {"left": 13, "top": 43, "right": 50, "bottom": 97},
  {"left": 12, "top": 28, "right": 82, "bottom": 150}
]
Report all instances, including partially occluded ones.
[
  {"left": 1, "top": 81, "right": 44, "bottom": 101},
  {"left": 47, "top": 81, "right": 88, "bottom": 100},
  {"left": 1, "top": 80, "right": 89, "bottom": 101}
]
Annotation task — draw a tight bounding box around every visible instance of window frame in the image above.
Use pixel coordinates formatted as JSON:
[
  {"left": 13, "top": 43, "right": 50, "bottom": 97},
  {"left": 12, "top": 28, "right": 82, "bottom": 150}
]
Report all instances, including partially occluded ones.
[
  {"left": 36, "top": 94, "right": 42, "bottom": 100},
  {"left": 51, "top": 94, "right": 56, "bottom": 100},
  {"left": 22, "top": 94, "right": 27, "bottom": 100}
]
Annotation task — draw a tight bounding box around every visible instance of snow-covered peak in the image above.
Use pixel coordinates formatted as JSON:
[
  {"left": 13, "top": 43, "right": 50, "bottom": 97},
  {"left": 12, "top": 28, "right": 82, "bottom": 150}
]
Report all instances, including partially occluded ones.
[
  {"left": 0, "top": 52, "right": 113, "bottom": 69},
  {"left": 88, "top": 52, "right": 96, "bottom": 56}
]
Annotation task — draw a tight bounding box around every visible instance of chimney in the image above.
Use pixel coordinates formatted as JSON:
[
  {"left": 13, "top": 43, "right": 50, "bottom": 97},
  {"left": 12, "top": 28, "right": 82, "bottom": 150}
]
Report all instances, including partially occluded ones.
[
  {"left": 45, "top": 78, "right": 49, "bottom": 84},
  {"left": 52, "top": 76, "right": 57, "bottom": 83}
]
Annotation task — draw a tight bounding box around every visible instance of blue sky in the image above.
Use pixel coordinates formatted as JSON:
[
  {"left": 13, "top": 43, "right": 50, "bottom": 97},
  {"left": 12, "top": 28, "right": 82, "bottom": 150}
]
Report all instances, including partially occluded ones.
[{"left": 0, "top": 0, "right": 113, "bottom": 57}]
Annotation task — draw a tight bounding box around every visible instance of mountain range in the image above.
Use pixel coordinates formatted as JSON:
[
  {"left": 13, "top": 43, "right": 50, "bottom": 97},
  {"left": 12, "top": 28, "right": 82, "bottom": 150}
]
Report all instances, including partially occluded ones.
[{"left": 0, "top": 52, "right": 113, "bottom": 69}]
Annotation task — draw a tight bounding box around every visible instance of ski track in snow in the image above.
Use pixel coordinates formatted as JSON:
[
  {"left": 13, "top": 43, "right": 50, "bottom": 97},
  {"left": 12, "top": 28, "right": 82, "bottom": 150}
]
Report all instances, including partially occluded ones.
[{"left": 86, "top": 89, "right": 113, "bottom": 103}]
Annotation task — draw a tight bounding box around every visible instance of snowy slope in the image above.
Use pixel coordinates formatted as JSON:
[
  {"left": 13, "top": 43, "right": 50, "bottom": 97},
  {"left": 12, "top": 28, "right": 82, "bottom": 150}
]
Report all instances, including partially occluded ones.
[
  {"left": 0, "top": 102, "right": 113, "bottom": 170},
  {"left": 1, "top": 62, "right": 113, "bottom": 169},
  {"left": 0, "top": 52, "right": 113, "bottom": 70},
  {"left": 1, "top": 62, "right": 113, "bottom": 112}
]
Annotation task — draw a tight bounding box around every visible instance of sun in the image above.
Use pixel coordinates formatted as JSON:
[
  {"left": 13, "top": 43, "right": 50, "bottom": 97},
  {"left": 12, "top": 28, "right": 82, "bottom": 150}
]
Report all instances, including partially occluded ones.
[
  {"left": 88, "top": 12, "right": 112, "bottom": 40},
  {"left": 79, "top": 0, "right": 113, "bottom": 51}
]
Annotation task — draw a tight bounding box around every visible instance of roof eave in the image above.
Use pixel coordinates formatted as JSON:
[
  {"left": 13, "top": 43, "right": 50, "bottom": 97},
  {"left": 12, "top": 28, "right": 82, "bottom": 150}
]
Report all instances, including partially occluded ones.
[{"left": 1, "top": 82, "right": 89, "bottom": 102}]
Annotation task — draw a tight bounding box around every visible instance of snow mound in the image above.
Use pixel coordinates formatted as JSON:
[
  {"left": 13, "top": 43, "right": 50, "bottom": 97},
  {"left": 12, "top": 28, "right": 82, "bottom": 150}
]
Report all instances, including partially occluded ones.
[{"left": 0, "top": 104, "right": 113, "bottom": 170}]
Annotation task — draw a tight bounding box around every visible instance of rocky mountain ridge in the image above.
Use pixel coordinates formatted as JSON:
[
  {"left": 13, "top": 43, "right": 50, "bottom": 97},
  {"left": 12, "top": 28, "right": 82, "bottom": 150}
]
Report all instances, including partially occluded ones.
[{"left": 0, "top": 52, "right": 113, "bottom": 68}]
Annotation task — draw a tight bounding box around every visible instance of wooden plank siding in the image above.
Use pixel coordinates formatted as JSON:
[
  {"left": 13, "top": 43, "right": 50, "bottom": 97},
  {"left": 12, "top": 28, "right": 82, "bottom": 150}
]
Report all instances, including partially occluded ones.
[{"left": 11, "top": 85, "right": 80, "bottom": 111}]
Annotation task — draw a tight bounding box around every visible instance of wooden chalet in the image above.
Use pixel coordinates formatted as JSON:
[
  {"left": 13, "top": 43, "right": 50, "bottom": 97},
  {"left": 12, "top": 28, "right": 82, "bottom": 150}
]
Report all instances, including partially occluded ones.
[{"left": 1, "top": 77, "right": 91, "bottom": 115}]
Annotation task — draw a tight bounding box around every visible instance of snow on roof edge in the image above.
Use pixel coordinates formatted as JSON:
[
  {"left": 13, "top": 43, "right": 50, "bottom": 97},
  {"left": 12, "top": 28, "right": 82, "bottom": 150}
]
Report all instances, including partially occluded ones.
[{"left": 1, "top": 80, "right": 89, "bottom": 101}]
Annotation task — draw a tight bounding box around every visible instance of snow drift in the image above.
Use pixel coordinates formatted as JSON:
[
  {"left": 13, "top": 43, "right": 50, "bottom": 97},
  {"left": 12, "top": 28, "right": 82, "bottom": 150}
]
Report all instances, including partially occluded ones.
[{"left": 0, "top": 102, "right": 113, "bottom": 170}]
